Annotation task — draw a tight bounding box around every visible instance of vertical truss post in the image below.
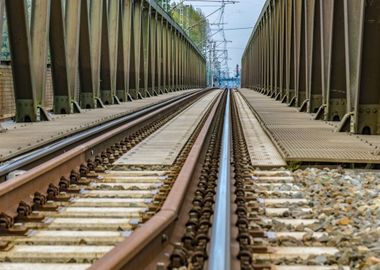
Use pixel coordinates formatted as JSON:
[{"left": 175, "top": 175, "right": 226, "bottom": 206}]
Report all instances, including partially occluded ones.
[
  {"left": 142, "top": 4, "right": 152, "bottom": 97},
  {"left": 116, "top": 0, "right": 129, "bottom": 102},
  {"left": 166, "top": 23, "right": 173, "bottom": 92},
  {"left": 65, "top": 0, "right": 81, "bottom": 112},
  {"left": 89, "top": 0, "right": 103, "bottom": 107},
  {"left": 341, "top": 0, "right": 365, "bottom": 133},
  {"left": 6, "top": 0, "right": 36, "bottom": 122},
  {"left": 128, "top": 0, "right": 138, "bottom": 99},
  {"left": 319, "top": 0, "right": 334, "bottom": 120},
  {"left": 99, "top": 0, "right": 112, "bottom": 105},
  {"left": 328, "top": 0, "right": 347, "bottom": 121},
  {"left": 134, "top": 0, "right": 145, "bottom": 98},
  {"left": 273, "top": 0, "right": 279, "bottom": 97},
  {"left": 162, "top": 19, "right": 168, "bottom": 92},
  {"left": 0, "top": 0, "right": 4, "bottom": 51},
  {"left": 268, "top": 2, "right": 274, "bottom": 96},
  {"left": 175, "top": 32, "right": 179, "bottom": 90},
  {"left": 5, "top": 0, "right": 50, "bottom": 122},
  {"left": 78, "top": 0, "right": 96, "bottom": 109},
  {"left": 31, "top": 0, "right": 51, "bottom": 112},
  {"left": 304, "top": 0, "right": 315, "bottom": 113},
  {"left": 50, "top": 0, "right": 71, "bottom": 114},
  {"left": 279, "top": 0, "right": 285, "bottom": 98},
  {"left": 150, "top": 10, "right": 157, "bottom": 95},
  {"left": 156, "top": 15, "right": 163, "bottom": 94},
  {"left": 101, "top": 0, "right": 122, "bottom": 104},
  {"left": 285, "top": 0, "right": 293, "bottom": 103}
]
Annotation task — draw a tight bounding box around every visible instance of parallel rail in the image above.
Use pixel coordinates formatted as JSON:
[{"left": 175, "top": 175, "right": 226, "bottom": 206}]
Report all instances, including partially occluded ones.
[
  {"left": 0, "top": 89, "right": 224, "bottom": 270},
  {"left": 0, "top": 90, "right": 204, "bottom": 180},
  {"left": 230, "top": 90, "right": 376, "bottom": 270},
  {"left": 91, "top": 91, "right": 224, "bottom": 270},
  {"left": 208, "top": 89, "right": 231, "bottom": 270},
  {"left": 0, "top": 88, "right": 377, "bottom": 270}
]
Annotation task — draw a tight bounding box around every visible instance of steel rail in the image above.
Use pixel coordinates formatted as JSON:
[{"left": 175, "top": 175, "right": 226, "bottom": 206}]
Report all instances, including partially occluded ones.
[
  {"left": 0, "top": 89, "right": 212, "bottom": 218},
  {"left": 0, "top": 90, "right": 203, "bottom": 179},
  {"left": 90, "top": 91, "right": 224, "bottom": 270},
  {"left": 208, "top": 89, "right": 231, "bottom": 270}
]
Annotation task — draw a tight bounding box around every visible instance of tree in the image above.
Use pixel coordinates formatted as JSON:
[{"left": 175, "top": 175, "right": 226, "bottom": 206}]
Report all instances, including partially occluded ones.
[{"left": 156, "top": 0, "right": 208, "bottom": 51}]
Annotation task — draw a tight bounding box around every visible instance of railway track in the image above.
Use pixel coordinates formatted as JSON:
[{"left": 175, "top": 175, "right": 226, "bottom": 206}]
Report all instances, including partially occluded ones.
[
  {"left": 0, "top": 89, "right": 223, "bottom": 269},
  {"left": 231, "top": 91, "right": 379, "bottom": 270},
  {"left": 0, "top": 88, "right": 378, "bottom": 270},
  {"left": 0, "top": 89, "right": 201, "bottom": 181}
]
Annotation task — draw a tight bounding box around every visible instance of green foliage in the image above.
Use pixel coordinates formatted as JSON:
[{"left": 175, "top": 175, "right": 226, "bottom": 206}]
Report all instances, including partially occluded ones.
[
  {"left": 156, "top": 0, "right": 208, "bottom": 51},
  {"left": 287, "top": 161, "right": 301, "bottom": 172}
]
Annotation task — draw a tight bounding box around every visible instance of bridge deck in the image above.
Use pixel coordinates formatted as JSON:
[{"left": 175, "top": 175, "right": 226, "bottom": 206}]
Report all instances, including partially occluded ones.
[
  {"left": 115, "top": 90, "right": 221, "bottom": 166},
  {"left": 0, "top": 90, "right": 197, "bottom": 163},
  {"left": 239, "top": 88, "right": 380, "bottom": 164},
  {"left": 233, "top": 90, "right": 286, "bottom": 168}
]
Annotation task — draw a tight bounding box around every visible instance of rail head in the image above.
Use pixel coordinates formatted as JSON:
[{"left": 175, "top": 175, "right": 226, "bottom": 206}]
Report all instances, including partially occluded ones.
[
  {"left": 0, "top": 89, "right": 211, "bottom": 217},
  {"left": 89, "top": 91, "right": 224, "bottom": 270},
  {"left": 0, "top": 90, "right": 203, "bottom": 180},
  {"left": 208, "top": 89, "right": 232, "bottom": 270}
]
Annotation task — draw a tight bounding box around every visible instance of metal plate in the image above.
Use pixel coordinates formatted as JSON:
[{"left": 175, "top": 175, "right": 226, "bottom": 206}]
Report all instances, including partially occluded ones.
[
  {"left": 234, "top": 91, "right": 286, "bottom": 167},
  {"left": 114, "top": 90, "right": 221, "bottom": 166},
  {"left": 239, "top": 89, "right": 380, "bottom": 163},
  {"left": 0, "top": 90, "right": 196, "bottom": 162}
]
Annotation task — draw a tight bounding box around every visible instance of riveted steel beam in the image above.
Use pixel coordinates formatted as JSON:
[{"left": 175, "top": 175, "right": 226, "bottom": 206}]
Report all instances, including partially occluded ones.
[
  {"left": 0, "top": 1, "right": 4, "bottom": 51},
  {"left": 150, "top": 9, "right": 158, "bottom": 95},
  {"left": 5, "top": 0, "right": 50, "bottom": 122},
  {"left": 50, "top": 0, "right": 71, "bottom": 114},
  {"left": 31, "top": 0, "right": 51, "bottom": 110},
  {"left": 89, "top": 0, "right": 103, "bottom": 107},
  {"left": 156, "top": 15, "right": 163, "bottom": 93},
  {"left": 78, "top": 0, "right": 96, "bottom": 109},
  {"left": 131, "top": 0, "right": 144, "bottom": 98},
  {"left": 342, "top": 0, "right": 365, "bottom": 133},
  {"left": 242, "top": 0, "right": 380, "bottom": 134},
  {"left": 116, "top": 0, "right": 127, "bottom": 102},
  {"left": 319, "top": 0, "right": 334, "bottom": 120},
  {"left": 309, "top": 0, "right": 322, "bottom": 113},
  {"left": 352, "top": 0, "right": 378, "bottom": 135},
  {"left": 65, "top": 0, "right": 81, "bottom": 111},
  {"left": 4, "top": 0, "right": 206, "bottom": 121},
  {"left": 142, "top": 4, "right": 152, "bottom": 97},
  {"left": 166, "top": 23, "right": 172, "bottom": 92},
  {"left": 139, "top": 1, "right": 147, "bottom": 97},
  {"left": 303, "top": 0, "right": 315, "bottom": 112},
  {"left": 97, "top": 0, "right": 120, "bottom": 105},
  {"left": 293, "top": 0, "right": 303, "bottom": 107},
  {"left": 329, "top": 0, "right": 347, "bottom": 122},
  {"left": 6, "top": 0, "right": 36, "bottom": 122},
  {"left": 162, "top": 19, "right": 168, "bottom": 92}
]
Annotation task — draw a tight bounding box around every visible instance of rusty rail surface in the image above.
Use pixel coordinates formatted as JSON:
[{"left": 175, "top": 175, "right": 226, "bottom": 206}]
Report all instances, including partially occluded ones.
[
  {"left": 0, "top": 90, "right": 209, "bottom": 218},
  {"left": 0, "top": 90, "right": 202, "bottom": 178},
  {"left": 89, "top": 91, "right": 224, "bottom": 270}
]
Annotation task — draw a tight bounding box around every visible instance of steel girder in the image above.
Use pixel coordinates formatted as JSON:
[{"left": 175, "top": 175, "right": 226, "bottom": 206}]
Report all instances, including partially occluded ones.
[
  {"left": 3, "top": 0, "right": 206, "bottom": 122},
  {"left": 242, "top": 0, "right": 380, "bottom": 135}
]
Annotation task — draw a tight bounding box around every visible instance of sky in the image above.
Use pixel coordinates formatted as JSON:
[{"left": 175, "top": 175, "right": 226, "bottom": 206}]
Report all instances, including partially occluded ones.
[{"left": 188, "top": 0, "right": 266, "bottom": 76}]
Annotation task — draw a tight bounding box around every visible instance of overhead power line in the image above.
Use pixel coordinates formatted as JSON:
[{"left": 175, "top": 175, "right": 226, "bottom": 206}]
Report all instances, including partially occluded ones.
[{"left": 210, "top": 27, "right": 254, "bottom": 31}]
